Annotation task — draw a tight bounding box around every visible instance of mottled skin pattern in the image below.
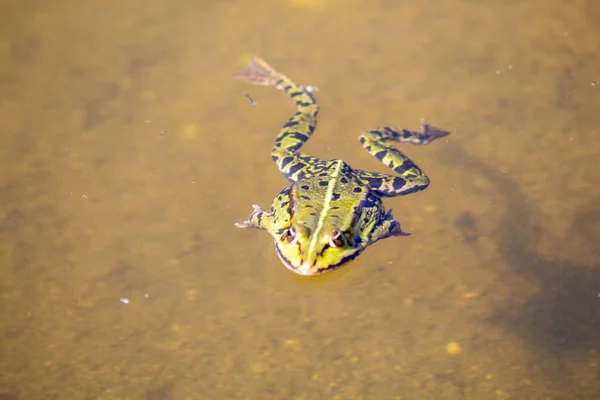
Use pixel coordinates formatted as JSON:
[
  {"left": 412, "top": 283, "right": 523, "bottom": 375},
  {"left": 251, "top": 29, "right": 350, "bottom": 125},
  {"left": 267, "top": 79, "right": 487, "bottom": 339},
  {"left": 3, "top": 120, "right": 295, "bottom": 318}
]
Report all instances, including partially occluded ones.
[{"left": 234, "top": 57, "right": 449, "bottom": 276}]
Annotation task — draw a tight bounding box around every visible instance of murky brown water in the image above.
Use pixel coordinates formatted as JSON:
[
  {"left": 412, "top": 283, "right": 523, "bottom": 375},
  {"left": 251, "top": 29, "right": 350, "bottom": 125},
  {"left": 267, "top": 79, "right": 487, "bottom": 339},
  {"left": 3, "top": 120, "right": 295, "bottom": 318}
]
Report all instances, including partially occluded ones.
[{"left": 1, "top": 0, "right": 599, "bottom": 399}]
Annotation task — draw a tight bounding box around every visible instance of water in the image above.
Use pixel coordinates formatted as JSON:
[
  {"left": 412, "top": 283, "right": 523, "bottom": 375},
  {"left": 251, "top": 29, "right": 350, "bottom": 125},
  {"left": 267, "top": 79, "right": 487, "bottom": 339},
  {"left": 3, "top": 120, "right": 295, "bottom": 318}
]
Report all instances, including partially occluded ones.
[{"left": 1, "top": 0, "right": 599, "bottom": 398}]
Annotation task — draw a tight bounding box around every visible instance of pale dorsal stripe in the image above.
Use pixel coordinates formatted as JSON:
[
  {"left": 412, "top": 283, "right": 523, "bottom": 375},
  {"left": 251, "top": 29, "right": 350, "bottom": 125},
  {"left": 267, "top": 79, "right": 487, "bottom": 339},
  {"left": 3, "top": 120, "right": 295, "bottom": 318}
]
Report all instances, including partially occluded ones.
[{"left": 307, "top": 160, "right": 342, "bottom": 259}]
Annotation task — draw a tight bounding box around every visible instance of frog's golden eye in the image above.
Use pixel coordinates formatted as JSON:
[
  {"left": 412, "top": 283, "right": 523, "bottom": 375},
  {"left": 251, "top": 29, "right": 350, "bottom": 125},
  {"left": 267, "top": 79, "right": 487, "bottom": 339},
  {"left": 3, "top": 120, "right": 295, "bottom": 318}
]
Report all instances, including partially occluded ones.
[{"left": 329, "top": 230, "right": 346, "bottom": 248}]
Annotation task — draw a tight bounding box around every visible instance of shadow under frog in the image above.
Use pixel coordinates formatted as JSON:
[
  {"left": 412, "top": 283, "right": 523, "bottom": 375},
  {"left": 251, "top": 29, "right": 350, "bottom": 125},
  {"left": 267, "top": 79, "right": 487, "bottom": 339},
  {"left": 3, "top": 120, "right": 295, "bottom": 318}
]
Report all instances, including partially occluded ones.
[{"left": 441, "top": 142, "right": 600, "bottom": 370}]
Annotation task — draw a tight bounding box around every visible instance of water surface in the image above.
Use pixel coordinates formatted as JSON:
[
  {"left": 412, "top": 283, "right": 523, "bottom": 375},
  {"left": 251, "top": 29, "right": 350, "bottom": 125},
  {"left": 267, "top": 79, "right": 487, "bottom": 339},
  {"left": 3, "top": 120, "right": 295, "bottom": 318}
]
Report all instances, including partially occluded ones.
[{"left": 1, "top": 0, "right": 599, "bottom": 399}]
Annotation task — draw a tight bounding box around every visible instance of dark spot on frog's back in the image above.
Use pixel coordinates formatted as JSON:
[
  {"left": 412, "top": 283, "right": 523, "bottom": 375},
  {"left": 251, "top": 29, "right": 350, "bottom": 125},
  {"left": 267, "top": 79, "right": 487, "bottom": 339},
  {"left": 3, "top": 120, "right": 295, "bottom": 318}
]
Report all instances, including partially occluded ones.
[
  {"left": 319, "top": 181, "right": 328, "bottom": 186},
  {"left": 300, "top": 185, "right": 309, "bottom": 190},
  {"left": 340, "top": 177, "right": 349, "bottom": 184},
  {"left": 353, "top": 187, "right": 362, "bottom": 193}
]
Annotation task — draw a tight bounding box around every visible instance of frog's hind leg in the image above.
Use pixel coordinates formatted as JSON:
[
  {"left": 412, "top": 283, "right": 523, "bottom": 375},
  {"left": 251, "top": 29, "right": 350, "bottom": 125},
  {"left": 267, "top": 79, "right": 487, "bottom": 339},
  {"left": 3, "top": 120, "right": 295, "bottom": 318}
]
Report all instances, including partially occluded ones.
[
  {"left": 233, "top": 57, "right": 324, "bottom": 182},
  {"left": 357, "top": 118, "right": 450, "bottom": 197}
]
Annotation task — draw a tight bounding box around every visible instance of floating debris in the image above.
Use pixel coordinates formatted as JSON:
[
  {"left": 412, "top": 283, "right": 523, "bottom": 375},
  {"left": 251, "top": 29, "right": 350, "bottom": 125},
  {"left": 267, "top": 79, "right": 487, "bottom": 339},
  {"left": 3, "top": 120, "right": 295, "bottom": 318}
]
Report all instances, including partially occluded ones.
[{"left": 245, "top": 93, "right": 257, "bottom": 106}]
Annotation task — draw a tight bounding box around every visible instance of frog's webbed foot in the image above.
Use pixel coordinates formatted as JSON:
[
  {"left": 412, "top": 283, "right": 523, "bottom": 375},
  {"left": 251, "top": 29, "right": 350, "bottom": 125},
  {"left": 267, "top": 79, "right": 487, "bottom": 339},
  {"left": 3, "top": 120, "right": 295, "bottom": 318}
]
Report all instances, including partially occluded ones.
[
  {"left": 385, "top": 208, "right": 411, "bottom": 237},
  {"left": 393, "top": 224, "right": 411, "bottom": 237},
  {"left": 369, "top": 209, "right": 410, "bottom": 244},
  {"left": 235, "top": 204, "right": 272, "bottom": 229},
  {"left": 415, "top": 117, "right": 451, "bottom": 143},
  {"left": 232, "top": 57, "right": 284, "bottom": 87}
]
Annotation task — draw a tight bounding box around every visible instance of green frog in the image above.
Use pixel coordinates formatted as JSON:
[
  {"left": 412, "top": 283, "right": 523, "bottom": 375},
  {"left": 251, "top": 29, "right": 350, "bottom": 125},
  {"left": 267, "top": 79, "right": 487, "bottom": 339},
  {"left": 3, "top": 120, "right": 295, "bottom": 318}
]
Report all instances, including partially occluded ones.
[{"left": 234, "top": 57, "right": 449, "bottom": 276}]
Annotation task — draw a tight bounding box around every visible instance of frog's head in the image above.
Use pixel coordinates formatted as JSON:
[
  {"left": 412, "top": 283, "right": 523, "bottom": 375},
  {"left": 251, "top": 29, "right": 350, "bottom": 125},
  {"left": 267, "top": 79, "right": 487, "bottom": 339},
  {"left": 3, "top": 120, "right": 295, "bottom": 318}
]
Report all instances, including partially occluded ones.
[
  {"left": 274, "top": 222, "right": 362, "bottom": 276},
  {"left": 271, "top": 187, "right": 408, "bottom": 276}
]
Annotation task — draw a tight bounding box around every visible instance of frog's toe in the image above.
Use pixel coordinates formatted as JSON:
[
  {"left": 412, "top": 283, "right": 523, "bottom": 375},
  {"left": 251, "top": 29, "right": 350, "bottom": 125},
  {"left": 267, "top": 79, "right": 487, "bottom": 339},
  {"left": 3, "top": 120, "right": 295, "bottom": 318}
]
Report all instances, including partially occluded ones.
[
  {"left": 394, "top": 225, "right": 411, "bottom": 237},
  {"left": 390, "top": 219, "right": 411, "bottom": 237},
  {"left": 420, "top": 117, "right": 451, "bottom": 140}
]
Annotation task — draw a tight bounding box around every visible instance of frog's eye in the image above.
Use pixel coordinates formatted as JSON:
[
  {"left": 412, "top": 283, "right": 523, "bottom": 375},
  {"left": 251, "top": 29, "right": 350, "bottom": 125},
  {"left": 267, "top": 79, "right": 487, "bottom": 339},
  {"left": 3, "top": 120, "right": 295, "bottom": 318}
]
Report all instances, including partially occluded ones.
[
  {"left": 329, "top": 230, "right": 346, "bottom": 248},
  {"left": 285, "top": 226, "right": 299, "bottom": 244}
]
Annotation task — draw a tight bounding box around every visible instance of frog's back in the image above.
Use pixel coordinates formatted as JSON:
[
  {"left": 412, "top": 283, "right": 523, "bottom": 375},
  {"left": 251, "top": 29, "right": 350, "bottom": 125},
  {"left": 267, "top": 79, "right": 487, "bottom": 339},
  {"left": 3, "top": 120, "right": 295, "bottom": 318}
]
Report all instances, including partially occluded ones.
[{"left": 290, "top": 160, "right": 375, "bottom": 236}]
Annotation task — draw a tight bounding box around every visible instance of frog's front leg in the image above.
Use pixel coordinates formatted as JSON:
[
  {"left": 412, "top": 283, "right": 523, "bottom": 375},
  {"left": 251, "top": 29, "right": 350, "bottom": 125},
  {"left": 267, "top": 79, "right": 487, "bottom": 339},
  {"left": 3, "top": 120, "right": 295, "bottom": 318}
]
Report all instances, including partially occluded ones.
[
  {"left": 235, "top": 204, "right": 275, "bottom": 230},
  {"left": 368, "top": 209, "right": 411, "bottom": 244},
  {"left": 357, "top": 119, "right": 450, "bottom": 197}
]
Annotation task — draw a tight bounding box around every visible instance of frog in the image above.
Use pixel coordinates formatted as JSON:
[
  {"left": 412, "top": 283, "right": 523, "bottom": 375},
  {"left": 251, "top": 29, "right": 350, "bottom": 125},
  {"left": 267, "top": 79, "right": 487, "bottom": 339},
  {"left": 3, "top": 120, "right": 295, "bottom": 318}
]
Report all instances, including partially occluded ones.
[{"left": 234, "top": 57, "right": 449, "bottom": 276}]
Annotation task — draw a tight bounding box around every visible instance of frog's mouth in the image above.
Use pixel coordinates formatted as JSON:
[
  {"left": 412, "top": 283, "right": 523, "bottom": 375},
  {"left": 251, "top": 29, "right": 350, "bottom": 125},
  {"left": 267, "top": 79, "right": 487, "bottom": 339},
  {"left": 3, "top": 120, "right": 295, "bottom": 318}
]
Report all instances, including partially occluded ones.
[{"left": 274, "top": 244, "right": 364, "bottom": 276}]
